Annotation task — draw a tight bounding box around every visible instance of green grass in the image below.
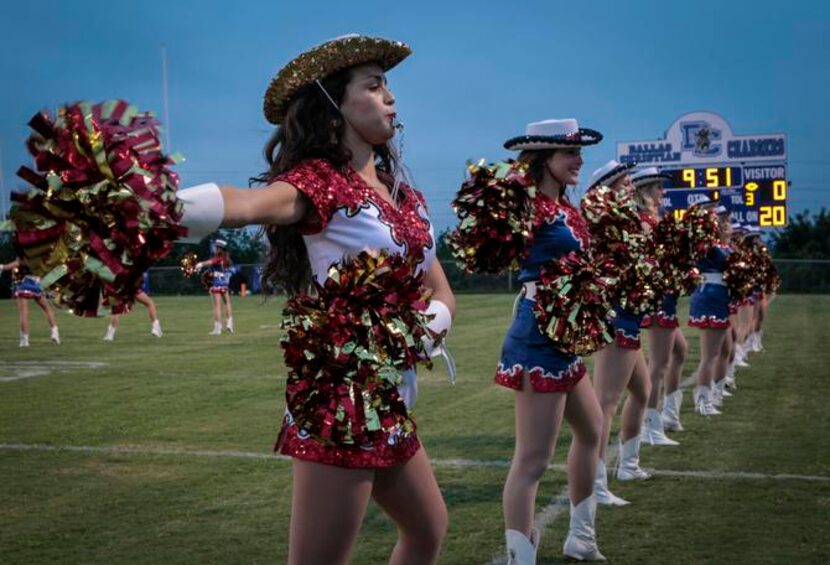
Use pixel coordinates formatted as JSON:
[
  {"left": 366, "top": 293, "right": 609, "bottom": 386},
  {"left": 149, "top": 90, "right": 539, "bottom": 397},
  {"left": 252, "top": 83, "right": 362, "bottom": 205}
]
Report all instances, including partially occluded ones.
[{"left": 1, "top": 294, "right": 828, "bottom": 563}]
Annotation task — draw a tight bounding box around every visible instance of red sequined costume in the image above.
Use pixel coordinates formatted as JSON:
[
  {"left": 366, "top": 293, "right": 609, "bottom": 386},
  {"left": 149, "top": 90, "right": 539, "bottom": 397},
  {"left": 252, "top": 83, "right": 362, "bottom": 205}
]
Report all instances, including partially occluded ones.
[{"left": 274, "top": 159, "right": 435, "bottom": 468}]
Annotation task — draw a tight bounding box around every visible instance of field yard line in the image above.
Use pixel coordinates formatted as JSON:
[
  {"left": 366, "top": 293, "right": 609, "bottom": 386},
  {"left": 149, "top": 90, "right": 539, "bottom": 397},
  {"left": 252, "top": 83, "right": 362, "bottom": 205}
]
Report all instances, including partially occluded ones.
[
  {"left": 649, "top": 468, "right": 830, "bottom": 482},
  {"left": 2, "top": 443, "right": 828, "bottom": 483},
  {"left": 0, "top": 361, "right": 109, "bottom": 382},
  {"left": 0, "top": 442, "right": 284, "bottom": 461}
]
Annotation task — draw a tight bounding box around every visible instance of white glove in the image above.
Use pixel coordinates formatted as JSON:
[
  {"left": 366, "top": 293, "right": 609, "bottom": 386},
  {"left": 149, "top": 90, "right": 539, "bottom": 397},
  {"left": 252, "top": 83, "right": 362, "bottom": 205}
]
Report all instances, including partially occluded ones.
[
  {"left": 178, "top": 183, "right": 224, "bottom": 243},
  {"left": 422, "top": 300, "right": 457, "bottom": 384},
  {"left": 423, "top": 300, "right": 452, "bottom": 356}
]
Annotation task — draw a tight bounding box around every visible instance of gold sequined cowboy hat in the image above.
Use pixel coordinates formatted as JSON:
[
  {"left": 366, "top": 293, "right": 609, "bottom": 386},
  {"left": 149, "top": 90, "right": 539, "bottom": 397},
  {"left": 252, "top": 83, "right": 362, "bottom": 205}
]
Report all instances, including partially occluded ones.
[{"left": 263, "top": 34, "right": 411, "bottom": 125}]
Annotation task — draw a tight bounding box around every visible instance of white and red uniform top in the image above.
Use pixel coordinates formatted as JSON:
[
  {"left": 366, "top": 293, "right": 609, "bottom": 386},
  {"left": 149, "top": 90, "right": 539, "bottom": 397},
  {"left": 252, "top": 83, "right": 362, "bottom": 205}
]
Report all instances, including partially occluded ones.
[{"left": 278, "top": 158, "right": 436, "bottom": 280}]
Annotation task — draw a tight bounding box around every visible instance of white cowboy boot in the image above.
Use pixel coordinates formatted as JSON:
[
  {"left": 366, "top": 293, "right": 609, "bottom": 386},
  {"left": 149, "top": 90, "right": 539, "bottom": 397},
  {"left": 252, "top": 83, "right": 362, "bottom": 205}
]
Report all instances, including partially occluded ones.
[
  {"left": 641, "top": 408, "right": 679, "bottom": 446},
  {"left": 19, "top": 332, "right": 29, "bottom": 348},
  {"left": 718, "top": 379, "right": 733, "bottom": 398},
  {"left": 151, "top": 319, "right": 163, "bottom": 337},
  {"left": 712, "top": 382, "right": 724, "bottom": 408},
  {"left": 734, "top": 344, "right": 750, "bottom": 367},
  {"left": 616, "top": 437, "right": 651, "bottom": 481},
  {"left": 594, "top": 459, "right": 629, "bottom": 506},
  {"left": 695, "top": 385, "right": 721, "bottom": 416},
  {"left": 563, "top": 495, "right": 606, "bottom": 561},
  {"left": 662, "top": 390, "right": 684, "bottom": 432},
  {"left": 50, "top": 326, "right": 61, "bottom": 345},
  {"left": 724, "top": 365, "right": 737, "bottom": 390},
  {"left": 755, "top": 330, "right": 764, "bottom": 352},
  {"left": 209, "top": 321, "right": 222, "bottom": 336},
  {"left": 506, "top": 527, "right": 539, "bottom": 564},
  {"left": 103, "top": 324, "right": 116, "bottom": 341},
  {"left": 225, "top": 317, "right": 234, "bottom": 334}
]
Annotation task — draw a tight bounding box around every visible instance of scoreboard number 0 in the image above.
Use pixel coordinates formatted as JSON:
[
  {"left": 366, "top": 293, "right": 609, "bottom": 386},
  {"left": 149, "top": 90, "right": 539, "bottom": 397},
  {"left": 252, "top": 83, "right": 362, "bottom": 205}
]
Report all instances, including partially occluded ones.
[{"left": 773, "top": 180, "right": 787, "bottom": 200}]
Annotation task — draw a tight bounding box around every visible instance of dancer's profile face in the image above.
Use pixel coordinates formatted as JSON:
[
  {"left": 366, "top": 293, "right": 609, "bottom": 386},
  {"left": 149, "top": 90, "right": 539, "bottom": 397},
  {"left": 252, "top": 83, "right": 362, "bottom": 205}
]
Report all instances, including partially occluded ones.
[
  {"left": 610, "top": 174, "right": 634, "bottom": 194},
  {"left": 340, "top": 63, "right": 397, "bottom": 146},
  {"left": 546, "top": 148, "right": 583, "bottom": 187},
  {"left": 644, "top": 181, "right": 664, "bottom": 202},
  {"left": 718, "top": 214, "right": 732, "bottom": 239},
  {"left": 638, "top": 181, "right": 664, "bottom": 209}
]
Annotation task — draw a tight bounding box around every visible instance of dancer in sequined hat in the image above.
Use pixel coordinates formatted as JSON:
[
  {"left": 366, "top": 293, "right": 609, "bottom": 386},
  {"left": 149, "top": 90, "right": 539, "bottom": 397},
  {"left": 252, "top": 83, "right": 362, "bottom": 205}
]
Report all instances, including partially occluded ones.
[{"left": 176, "top": 34, "right": 454, "bottom": 563}]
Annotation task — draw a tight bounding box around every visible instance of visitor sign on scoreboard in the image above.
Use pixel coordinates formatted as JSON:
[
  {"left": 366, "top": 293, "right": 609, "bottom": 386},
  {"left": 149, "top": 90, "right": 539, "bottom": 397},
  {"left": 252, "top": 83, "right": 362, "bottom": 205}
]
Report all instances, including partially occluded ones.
[{"left": 616, "top": 112, "right": 789, "bottom": 228}]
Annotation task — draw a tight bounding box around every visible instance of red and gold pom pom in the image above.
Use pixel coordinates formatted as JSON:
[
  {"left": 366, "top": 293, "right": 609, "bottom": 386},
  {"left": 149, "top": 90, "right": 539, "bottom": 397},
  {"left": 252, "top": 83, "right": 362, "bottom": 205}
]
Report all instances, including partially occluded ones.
[
  {"left": 651, "top": 214, "right": 701, "bottom": 297},
  {"left": 180, "top": 252, "right": 199, "bottom": 277},
  {"left": 447, "top": 160, "right": 536, "bottom": 274},
  {"left": 682, "top": 204, "right": 720, "bottom": 262},
  {"left": 280, "top": 250, "right": 433, "bottom": 446},
  {"left": 533, "top": 251, "right": 617, "bottom": 355},
  {"left": 581, "top": 185, "right": 646, "bottom": 260},
  {"left": 581, "top": 186, "right": 658, "bottom": 314},
  {"left": 724, "top": 248, "right": 755, "bottom": 301},
  {"left": 9, "top": 100, "right": 185, "bottom": 316},
  {"left": 751, "top": 241, "right": 780, "bottom": 294}
]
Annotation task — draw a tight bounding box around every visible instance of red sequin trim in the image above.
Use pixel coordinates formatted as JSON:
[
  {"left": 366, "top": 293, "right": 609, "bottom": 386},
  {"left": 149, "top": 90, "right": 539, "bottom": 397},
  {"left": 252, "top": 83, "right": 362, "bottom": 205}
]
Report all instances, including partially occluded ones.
[
  {"left": 639, "top": 211, "right": 659, "bottom": 229},
  {"left": 656, "top": 312, "right": 679, "bottom": 328},
  {"left": 615, "top": 328, "right": 641, "bottom": 349},
  {"left": 209, "top": 287, "right": 229, "bottom": 295},
  {"left": 535, "top": 194, "right": 590, "bottom": 252},
  {"left": 559, "top": 200, "right": 591, "bottom": 250},
  {"left": 535, "top": 192, "right": 559, "bottom": 222},
  {"left": 728, "top": 302, "right": 739, "bottom": 314},
  {"left": 640, "top": 315, "right": 653, "bottom": 328},
  {"left": 494, "top": 359, "right": 586, "bottom": 393},
  {"left": 494, "top": 363, "right": 523, "bottom": 390},
  {"left": 277, "top": 159, "right": 433, "bottom": 262},
  {"left": 688, "top": 315, "right": 731, "bottom": 329},
  {"left": 277, "top": 420, "right": 421, "bottom": 469},
  {"left": 348, "top": 169, "right": 434, "bottom": 263},
  {"left": 13, "top": 290, "right": 40, "bottom": 299}
]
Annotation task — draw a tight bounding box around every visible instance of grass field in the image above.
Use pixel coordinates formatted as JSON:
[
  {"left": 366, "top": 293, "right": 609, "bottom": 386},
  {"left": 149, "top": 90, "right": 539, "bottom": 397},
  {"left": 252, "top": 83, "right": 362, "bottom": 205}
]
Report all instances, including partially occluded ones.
[{"left": 1, "top": 294, "right": 829, "bottom": 564}]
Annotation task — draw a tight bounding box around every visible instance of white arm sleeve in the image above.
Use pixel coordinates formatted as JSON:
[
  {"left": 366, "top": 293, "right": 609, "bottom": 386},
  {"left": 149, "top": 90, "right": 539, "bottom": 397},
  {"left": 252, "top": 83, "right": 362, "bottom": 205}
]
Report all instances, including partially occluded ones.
[{"left": 178, "top": 183, "right": 224, "bottom": 243}]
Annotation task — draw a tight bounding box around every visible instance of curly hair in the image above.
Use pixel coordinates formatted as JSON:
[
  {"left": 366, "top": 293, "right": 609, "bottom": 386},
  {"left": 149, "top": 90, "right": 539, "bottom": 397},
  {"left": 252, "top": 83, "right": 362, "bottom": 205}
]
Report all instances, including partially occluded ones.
[{"left": 249, "top": 66, "right": 398, "bottom": 295}]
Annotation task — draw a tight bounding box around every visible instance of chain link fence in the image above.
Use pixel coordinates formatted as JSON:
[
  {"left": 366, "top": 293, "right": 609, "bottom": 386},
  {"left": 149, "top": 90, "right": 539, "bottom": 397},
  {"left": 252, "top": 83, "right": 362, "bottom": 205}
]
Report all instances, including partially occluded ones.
[
  {"left": 2, "top": 259, "right": 828, "bottom": 298},
  {"left": 141, "top": 259, "right": 830, "bottom": 296}
]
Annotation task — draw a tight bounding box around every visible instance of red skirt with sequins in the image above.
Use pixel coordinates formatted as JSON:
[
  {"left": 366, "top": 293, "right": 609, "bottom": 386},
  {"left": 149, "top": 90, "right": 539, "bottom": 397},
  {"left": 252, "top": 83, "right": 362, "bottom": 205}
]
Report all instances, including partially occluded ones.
[{"left": 276, "top": 413, "right": 420, "bottom": 469}]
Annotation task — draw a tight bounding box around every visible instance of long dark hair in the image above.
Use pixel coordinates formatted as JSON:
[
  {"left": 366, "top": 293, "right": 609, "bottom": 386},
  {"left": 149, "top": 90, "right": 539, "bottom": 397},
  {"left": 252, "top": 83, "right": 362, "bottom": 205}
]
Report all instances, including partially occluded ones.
[
  {"left": 250, "top": 65, "right": 399, "bottom": 295},
  {"left": 516, "top": 148, "right": 570, "bottom": 202}
]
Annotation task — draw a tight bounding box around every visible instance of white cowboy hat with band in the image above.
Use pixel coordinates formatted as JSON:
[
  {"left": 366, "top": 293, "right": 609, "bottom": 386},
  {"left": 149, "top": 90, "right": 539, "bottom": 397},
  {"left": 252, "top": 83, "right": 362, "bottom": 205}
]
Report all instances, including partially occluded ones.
[
  {"left": 586, "top": 159, "right": 636, "bottom": 191},
  {"left": 631, "top": 166, "right": 670, "bottom": 188},
  {"left": 504, "top": 118, "right": 603, "bottom": 151}
]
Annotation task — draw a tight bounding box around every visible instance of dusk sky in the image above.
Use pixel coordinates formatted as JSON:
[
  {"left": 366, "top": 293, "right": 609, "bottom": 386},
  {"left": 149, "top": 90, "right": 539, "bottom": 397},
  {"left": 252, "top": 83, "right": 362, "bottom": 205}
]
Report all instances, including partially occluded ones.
[{"left": 1, "top": 0, "right": 827, "bottom": 232}]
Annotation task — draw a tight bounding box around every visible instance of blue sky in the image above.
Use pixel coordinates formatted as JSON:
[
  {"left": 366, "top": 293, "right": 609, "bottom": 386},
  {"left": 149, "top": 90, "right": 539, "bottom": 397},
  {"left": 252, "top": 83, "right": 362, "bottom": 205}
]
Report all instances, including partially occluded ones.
[{"left": 1, "top": 0, "right": 827, "bottom": 232}]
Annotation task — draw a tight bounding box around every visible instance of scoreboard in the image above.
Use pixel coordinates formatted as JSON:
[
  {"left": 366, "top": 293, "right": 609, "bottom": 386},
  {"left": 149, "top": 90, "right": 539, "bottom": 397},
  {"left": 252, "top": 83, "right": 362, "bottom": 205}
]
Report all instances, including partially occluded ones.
[
  {"left": 660, "top": 165, "right": 788, "bottom": 227},
  {"left": 617, "top": 112, "right": 788, "bottom": 228}
]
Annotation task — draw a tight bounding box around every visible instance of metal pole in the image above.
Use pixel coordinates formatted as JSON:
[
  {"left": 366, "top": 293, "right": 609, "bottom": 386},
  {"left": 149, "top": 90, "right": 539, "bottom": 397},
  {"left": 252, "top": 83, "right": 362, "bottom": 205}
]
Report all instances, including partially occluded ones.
[
  {"left": 161, "top": 44, "right": 172, "bottom": 150},
  {"left": 0, "top": 144, "right": 6, "bottom": 221}
]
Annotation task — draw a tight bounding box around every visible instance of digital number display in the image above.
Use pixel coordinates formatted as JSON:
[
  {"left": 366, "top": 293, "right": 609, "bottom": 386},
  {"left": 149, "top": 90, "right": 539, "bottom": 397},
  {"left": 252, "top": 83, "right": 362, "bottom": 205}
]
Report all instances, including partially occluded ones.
[
  {"left": 743, "top": 178, "right": 787, "bottom": 207},
  {"left": 663, "top": 166, "right": 743, "bottom": 189},
  {"left": 659, "top": 164, "right": 788, "bottom": 227},
  {"left": 745, "top": 177, "right": 788, "bottom": 226},
  {"left": 758, "top": 204, "right": 787, "bottom": 227}
]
